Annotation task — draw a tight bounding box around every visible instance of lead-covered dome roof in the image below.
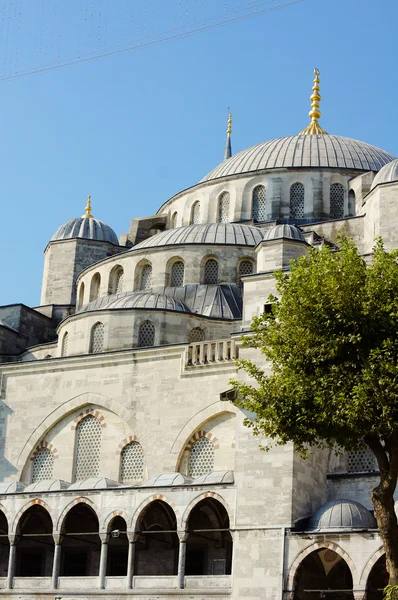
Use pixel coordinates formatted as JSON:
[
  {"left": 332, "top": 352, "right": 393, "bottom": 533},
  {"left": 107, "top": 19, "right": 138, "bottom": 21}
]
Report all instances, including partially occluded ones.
[
  {"left": 78, "top": 292, "right": 190, "bottom": 314},
  {"left": 264, "top": 224, "right": 305, "bottom": 242},
  {"left": 371, "top": 158, "right": 398, "bottom": 190},
  {"left": 201, "top": 135, "right": 395, "bottom": 182},
  {"left": 308, "top": 499, "right": 376, "bottom": 531},
  {"left": 51, "top": 216, "right": 119, "bottom": 245},
  {"left": 133, "top": 223, "right": 263, "bottom": 250}
]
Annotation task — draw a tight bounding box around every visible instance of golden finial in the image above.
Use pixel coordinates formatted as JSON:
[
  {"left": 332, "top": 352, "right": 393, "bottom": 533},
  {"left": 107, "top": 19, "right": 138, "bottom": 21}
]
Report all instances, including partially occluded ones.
[
  {"left": 224, "top": 109, "right": 232, "bottom": 160},
  {"left": 227, "top": 110, "right": 232, "bottom": 135},
  {"left": 82, "top": 195, "right": 93, "bottom": 218},
  {"left": 299, "top": 68, "right": 328, "bottom": 135}
]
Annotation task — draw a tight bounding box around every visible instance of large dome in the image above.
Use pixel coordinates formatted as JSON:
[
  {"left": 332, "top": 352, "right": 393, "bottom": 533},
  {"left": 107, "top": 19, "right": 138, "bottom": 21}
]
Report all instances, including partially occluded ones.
[
  {"left": 51, "top": 216, "right": 119, "bottom": 245},
  {"left": 201, "top": 135, "right": 396, "bottom": 182},
  {"left": 371, "top": 158, "right": 398, "bottom": 190},
  {"left": 78, "top": 292, "right": 190, "bottom": 314},
  {"left": 133, "top": 223, "right": 263, "bottom": 250}
]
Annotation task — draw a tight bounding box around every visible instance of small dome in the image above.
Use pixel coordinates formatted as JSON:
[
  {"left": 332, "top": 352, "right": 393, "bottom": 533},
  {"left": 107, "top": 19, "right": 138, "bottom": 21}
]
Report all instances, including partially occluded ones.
[
  {"left": 68, "top": 477, "right": 121, "bottom": 490},
  {"left": 308, "top": 499, "right": 376, "bottom": 531},
  {"left": 24, "top": 479, "right": 70, "bottom": 492},
  {"left": 51, "top": 216, "right": 119, "bottom": 245},
  {"left": 0, "top": 481, "right": 26, "bottom": 494},
  {"left": 79, "top": 291, "right": 191, "bottom": 314},
  {"left": 133, "top": 223, "right": 263, "bottom": 250},
  {"left": 192, "top": 470, "right": 234, "bottom": 485},
  {"left": 140, "top": 472, "right": 193, "bottom": 487},
  {"left": 371, "top": 159, "right": 398, "bottom": 190},
  {"left": 263, "top": 224, "right": 305, "bottom": 242}
]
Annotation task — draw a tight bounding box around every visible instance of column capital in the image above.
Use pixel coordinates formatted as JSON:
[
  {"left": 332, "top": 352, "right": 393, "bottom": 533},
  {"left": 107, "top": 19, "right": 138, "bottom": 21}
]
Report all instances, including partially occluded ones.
[
  {"left": 127, "top": 532, "right": 139, "bottom": 543},
  {"left": 8, "top": 535, "right": 17, "bottom": 546},
  {"left": 99, "top": 532, "right": 109, "bottom": 544},
  {"left": 177, "top": 531, "right": 188, "bottom": 543},
  {"left": 52, "top": 533, "right": 63, "bottom": 545}
]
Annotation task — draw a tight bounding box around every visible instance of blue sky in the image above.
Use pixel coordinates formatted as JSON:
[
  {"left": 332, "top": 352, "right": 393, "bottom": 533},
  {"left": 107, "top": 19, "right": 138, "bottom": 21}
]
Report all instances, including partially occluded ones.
[{"left": 1, "top": 0, "right": 398, "bottom": 307}]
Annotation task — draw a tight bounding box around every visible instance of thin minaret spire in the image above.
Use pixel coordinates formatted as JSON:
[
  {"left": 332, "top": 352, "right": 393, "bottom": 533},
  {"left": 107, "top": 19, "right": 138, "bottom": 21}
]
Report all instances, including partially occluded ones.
[{"left": 224, "top": 109, "right": 232, "bottom": 160}]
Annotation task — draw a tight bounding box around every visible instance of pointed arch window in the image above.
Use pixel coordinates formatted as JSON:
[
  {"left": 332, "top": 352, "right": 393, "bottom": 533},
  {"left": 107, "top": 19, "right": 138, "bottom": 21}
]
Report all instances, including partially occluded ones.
[
  {"left": 191, "top": 201, "right": 200, "bottom": 225},
  {"left": 90, "top": 273, "right": 101, "bottom": 301},
  {"left": 73, "top": 415, "right": 102, "bottom": 481},
  {"left": 140, "top": 264, "right": 152, "bottom": 290},
  {"left": 120, "top": 442, "right": 144, "bottom": 484},
  {"left": 138, "top": 320, "right": 155, "bottom": 347},
  {"left": 189, "top": 437, "right": 215, "bottom": 478},
  {"left": 204, "top": 258, "right": 219, "bottom": 284},
  {"left": 252, "top": 185, "right": 267, "bottom": 221},
  {"left": 32, "top": 448, "right": 54, "bottom": 483},
  {"left": 330, "top": 183, "right": 345, "bottom": 219},
  {"left": 170, "top": 261, "right": 184, "bottom": 287},
  {"left": 61, "top": 332, "right": 69, "bottom": 357},
  {"left": 113, "top": 267, "right": 124, "bottom": 294},
  {"left": 218, "top": 192, "right": 230, "bottom": 223},
  {"left": 290, "top": 183, "right": 305, "bottom": 219},
  {"left": 238, "top": 259, "right": 254, "bottom": 281},
  {"left": 171, "top": 212, "right": 178, "bottom": 228},
  {"left": 77, "top": 282, "right": 85, "bottom": 310},
  {"left": 90, "top": 322, "right": 104, "bottom": 353}
]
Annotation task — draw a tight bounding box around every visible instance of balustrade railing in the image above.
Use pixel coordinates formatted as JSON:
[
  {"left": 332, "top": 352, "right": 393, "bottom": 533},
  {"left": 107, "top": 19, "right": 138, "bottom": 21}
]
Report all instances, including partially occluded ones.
[{"left": 186, "top": 339, "right": 238, "bottom": 366}]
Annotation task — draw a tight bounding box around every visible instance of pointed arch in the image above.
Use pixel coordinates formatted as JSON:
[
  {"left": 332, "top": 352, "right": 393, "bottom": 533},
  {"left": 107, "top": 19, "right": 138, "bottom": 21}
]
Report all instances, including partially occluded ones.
[
  {"left": 12, "top": 499, "right": 54, "bottom": 533},
  {"left": 181, "top": 491, "right": 232, "bottom": 530},
  {"left": 56, "top": 497, "right": 99, "bottom": 533},
  {"left": 359, "top": 546, "right": 385, "bottom": 587},
  {"left": 131, "top": 495, "right": 180, "bottom": 531},
  {"left": 103, "top": 510, "right": 131, "bottom": 532}
]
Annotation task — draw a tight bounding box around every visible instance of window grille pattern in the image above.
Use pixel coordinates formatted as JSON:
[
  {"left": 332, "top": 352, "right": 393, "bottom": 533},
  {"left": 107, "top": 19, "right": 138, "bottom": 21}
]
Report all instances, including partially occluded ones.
[
  {"left": 189, "top": 437, "right": 214, "bottom": 478},
  {"left": 61, "top": 332, "right": 69, "bottom": 357},
  {"left": 330, "top": 183, "right": 345, "bottom": 219},
  {"left": 191, "top": 201, "right": 200, "bottom": 224},
  {"left": 347, "top": 449, "right": 377, "bottom": 473},
  {"left": 204, "top": 259, "right": 219, "bottom": 284},
  {"left": 78, "top": 283, "right": 85, "bottom": 310},
  {"left": 171, "top": 212, "right": 178, "bottom": 228},
  {"left": 74, "top": 416, "right": 102, "bottom": 481},
  {"left": 114, "top": 269, "right": 124, "bottom": 294},
  {"left": 32, "top": 448, "right": 54, "bottom": 483},
  {"left": 138, "top": 320, "right": 155, "bottom": 347},
  {"left": 90, "top": 274, "right": 101, "bottom": 301},
  {"left": 238, "top": 260, "right": 254, "bottom": 278},
  {"left": 170, "top": 261, "right": 184, "bottom": 287},
  {"left": 90, "top": 322, "right": 104, "bottom": 353},
  {"left": 188, "top": 327, "right": 205, "bottom": 343},
  {"left": 252, "top": 185, "right": 267, "bottom": 221},
  {"left": 218, "top": 192, "right": 230, "bottom": 223},
  {"left": 140, "top": 264, "right": 152, "bottom": 290},
  {"left": 290, "top": 183, "right": 305, "bottom": 219},
  {"left": 120, "top": 442, "right": 144, "bottom": 483}
]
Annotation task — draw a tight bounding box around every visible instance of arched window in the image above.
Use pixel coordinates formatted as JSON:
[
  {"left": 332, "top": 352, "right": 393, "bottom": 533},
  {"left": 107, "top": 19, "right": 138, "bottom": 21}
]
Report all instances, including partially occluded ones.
[
  {"left": 348, "top": 190, "right": 355, "bottom": 216},
  {"left": 218, "top": 192, "right": 230, "bottom": 223},
  {"left": 290, "top": 183, "right": 305, "bottom": 219},
  {"left": 204, "top": 258, "right": 219, "bottom": 284},
  {"left": 32, "top": 448, "right": 54, "bottom": 483},
  {"left": 138, "top": 320, "right": 155, "bottom": 347},
  {"left": 252, "top": 185, "right": 267, "bottom": 221},
  {"left": 61, "top": 332, "right": 69, "bottom": 357},
  {"left": 171, "top": 212, "right": 178, "bottom": 228},
  {"left": 110, "top": 266, "right": 124, "bottom": 294},
  {"left": 77, "top": 282, "right": 85, "bottom": 310},
  {"left": 238, "top": 259, "right": 254, "bottom": 281},
  {"left": 170, "top": 261, "right": 184, "bottom": 287},
  {"left": 90, "top": 322, "right": 104, "bottom": 353},
  {"left": 188, "top": 327, "right": 205, "bottom": 343},
  {"left": 191, "top": 201, "right": 200, "bottom": 225},
  {"left": 189, "top": 437, "right": 215, "bottom": 477},
  {"left": 120, "top": 442, "right": 144, "bottom": 484},
  {"left": 73, "top": 415, "right": 102, "bottom": 481},
  {"left": 90, "top": 273, "right": 101, "bottom": 301},
  {"left": 140, "top": 264, "right": 152, "bottom": 290},
  {"left": 330, "top": 183, "right": 345, "bottom": 219}
]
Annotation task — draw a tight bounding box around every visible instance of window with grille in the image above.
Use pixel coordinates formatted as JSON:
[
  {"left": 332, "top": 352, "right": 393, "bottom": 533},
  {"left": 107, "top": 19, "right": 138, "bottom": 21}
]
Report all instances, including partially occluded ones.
[
  {"left": 191, "top": 201, "right": 200, "bottom": 225},
  {"left": 32, "top": 448, "right": 54, "bottom": 483},
  {"left": 290, "top": 183, "right": 305, "bottom": 219},
  {"left": 90, "top": 322, "right": 104, "bottom": 353},
  {"left": 204, "top": 259, "right": 219, "bottom": 284},
  {"left": 114, "top": 268, "right": 124, "bottom": 294},
  {"left": 171, "top": 212, "right": 178, "bottom": 228},
  {"left": 238, "top": 260, "right": 254, "bottom": 279},
  {"left": 189, "top": 437, "right": 215, "bottom": 478},
  {"left": 252, "top": 185, "right": 267, "bottom": 221},
  {"left": 73, "top": 415, "right": 102, "bottom": 481},
  {"left": 347, "top": 449, "right": 377, "bottom": 473},
  {"left": 140, "top": 264, "right": 152, "bottom": 290},
  {"left": 218, "top": 192, "right": 230, "bottom": 223},
  {"left": 170, "top": 261, "right": 184, "bottom": 287},
  {"left": 78, "top": 283, "right": 85, "bottom": 310},
  {"left": 330, "top": 183, "right": 345, "bottom": 219},
  {"left": 138, "top": 320, "right": 155, "bottom": 347},
  {"left": 61, "top": 332, "right": 69, "bottom": 357},
  {"left": 90, "top": 273, "right": 101, "bottom": 301},
  {"left": 120, "top": 442, "right": 144, "bottom": 483},
  {"left": 188, "top": 327, "right": 205, "bottom": 343},
  {"left": 348, "top": 190, "right": 355, "bottom": 216}
]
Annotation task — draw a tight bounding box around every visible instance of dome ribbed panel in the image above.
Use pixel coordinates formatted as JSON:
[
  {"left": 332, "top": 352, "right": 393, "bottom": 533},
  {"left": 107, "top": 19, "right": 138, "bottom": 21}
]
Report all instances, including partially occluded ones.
[
  {"left": 201, "top": 135, "right": 396, "bottom": 182},
  {"left": 51, "top": 217, "right": 119, "bottom": 245},
  {"left": 264, "top": 224, "right": 305, "bottom": 242},
  {"left": 79, "top": 291, "right": 190, "bottom": 314},
  {"left": 371, "top": 158, "right": 398, "bottom": 189},
  {"left": 308, "top": 499, "right": 376, "bottom": 531}
]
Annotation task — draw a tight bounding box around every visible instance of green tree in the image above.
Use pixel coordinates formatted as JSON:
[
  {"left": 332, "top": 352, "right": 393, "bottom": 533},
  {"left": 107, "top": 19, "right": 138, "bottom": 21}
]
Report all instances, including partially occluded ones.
[{"left": 232, "top": 237, "right": 398, "bottom": 585}]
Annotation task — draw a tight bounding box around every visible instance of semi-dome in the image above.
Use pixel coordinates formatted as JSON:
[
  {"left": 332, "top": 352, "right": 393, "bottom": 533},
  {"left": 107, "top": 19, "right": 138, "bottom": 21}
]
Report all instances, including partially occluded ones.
[
  {"left": 263, "top": 224, "right": 305, "bottom": 242},
  {"left": 371, "top": 158, "right": 398, "bottom": 190},
  {"left": 78, "top": 291, "right": 191, "bottom": 314},
  {"left": 201, "top": 135, "right": 395, "bottom": 183},
  {"left": 308, "top": 499, "right": 376, "bottom": 531},
  {"left": 51, "top": 197, "right": 119, "bottom": 245},
  {"left": 133, "top": 223, "right": 263, "bottom": 250}
]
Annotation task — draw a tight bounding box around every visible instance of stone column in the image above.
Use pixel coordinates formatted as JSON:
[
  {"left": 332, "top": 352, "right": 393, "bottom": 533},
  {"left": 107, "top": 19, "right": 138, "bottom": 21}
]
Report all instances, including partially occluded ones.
[
  {"left": 126, "top": 533, "right": 138, "bottom": 589},
  {"left": 6, "top": 535, "right": 17, "bottom": 590},
  {"left": 177, "top": 532, "right": 188, "bottom": 589},
  {"left": 51, "top": 534, "right": 63, "bottom": 589},
  {"left": 352, "top": 591, "right": 366, "bottom": 600},
  {"left": 99, "top": 533, "right": 109, "bottom": 590}
]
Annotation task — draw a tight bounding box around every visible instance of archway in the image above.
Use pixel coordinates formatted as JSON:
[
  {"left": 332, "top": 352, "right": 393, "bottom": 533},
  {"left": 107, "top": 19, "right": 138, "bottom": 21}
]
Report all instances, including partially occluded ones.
[
  {"left": 134, "top": 500, "right": 178, "bottom": 576},
  {"left": 293, "top": 548, "right": 354, "bottom": 599},
  {"left": 0, "top": 511, "right": 9, "bottom": 577},
  {"left": 366, "top": 555, "right": 388, "bottom": 600},
  {"left": 107, "top": 516, "right": 129, "bottom": 576},
  {"left": 60, "top": 503, "right": 101, "bottom": 576},
  {"left": 15, "top": 505, "right": 54, "bottom": 577},
  {"left": 186, "top": 498, "right": 232, "bottom": 576}
]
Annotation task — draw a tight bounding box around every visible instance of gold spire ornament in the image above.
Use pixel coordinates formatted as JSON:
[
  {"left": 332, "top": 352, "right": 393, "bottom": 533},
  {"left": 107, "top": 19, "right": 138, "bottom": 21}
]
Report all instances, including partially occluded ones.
[
  {"left": 82, "top": 195, "right": 93, "bottom": 218},
  {"left": 224, "top": 109, "right": 232, "bottom": 160},
  {"left": 299, "top": 68, "right": 328, "bottom": 135},
  {"left": 227, "top": 110, "right": 232, "bottom": 136}
]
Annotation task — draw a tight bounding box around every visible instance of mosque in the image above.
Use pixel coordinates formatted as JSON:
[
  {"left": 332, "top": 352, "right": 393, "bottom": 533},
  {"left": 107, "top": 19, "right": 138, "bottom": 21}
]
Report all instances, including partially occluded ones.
[{"left": 0, "top": 69, "right": 398, "bottom": 599}]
